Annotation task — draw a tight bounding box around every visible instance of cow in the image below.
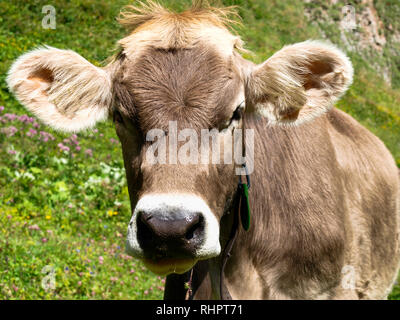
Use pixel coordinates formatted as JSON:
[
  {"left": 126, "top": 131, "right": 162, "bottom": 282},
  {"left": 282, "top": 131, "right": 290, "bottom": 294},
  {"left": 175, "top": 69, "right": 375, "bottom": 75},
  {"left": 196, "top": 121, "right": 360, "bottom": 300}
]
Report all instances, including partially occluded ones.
[{"left": 6, "top": 1, "right": 400, "bottom": 299}]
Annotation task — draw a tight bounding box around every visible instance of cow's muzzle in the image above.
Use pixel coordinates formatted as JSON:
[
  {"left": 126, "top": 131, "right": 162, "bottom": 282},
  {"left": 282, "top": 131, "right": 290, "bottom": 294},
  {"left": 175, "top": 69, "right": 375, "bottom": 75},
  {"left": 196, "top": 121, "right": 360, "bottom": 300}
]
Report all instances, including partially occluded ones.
[{"left": 126, "top": 194, "right": 221, "bottom": 275}]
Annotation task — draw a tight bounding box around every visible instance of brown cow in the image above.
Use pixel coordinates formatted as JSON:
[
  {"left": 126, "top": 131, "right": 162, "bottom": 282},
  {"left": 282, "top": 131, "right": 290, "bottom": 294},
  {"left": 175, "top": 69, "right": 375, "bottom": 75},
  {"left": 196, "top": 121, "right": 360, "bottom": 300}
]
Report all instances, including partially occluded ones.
[{"left": 7, "top": 1, "right": 400, "bottom": 299}]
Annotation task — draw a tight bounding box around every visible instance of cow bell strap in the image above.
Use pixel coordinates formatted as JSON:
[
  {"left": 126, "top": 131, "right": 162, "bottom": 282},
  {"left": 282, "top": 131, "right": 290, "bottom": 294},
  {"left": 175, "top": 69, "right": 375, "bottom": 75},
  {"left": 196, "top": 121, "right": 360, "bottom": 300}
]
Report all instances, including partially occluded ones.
[{"left": 219, "top": 164, "right": 251, "bottom": 300}]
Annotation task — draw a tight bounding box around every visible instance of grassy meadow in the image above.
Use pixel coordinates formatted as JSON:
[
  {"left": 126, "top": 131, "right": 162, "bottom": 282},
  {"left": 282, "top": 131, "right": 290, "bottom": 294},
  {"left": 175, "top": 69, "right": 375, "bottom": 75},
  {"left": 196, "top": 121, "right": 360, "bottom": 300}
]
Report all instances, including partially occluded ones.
[{"left": 0, "top": 0, "right": 399, "bottom": 299}]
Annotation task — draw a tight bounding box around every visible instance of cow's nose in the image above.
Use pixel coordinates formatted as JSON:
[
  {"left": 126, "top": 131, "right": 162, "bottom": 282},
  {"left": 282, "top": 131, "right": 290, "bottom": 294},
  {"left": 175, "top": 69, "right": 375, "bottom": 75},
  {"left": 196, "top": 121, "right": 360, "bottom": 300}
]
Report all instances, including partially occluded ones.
[{"left": 136, "top": 210, "right": 205, "bottom": 258}]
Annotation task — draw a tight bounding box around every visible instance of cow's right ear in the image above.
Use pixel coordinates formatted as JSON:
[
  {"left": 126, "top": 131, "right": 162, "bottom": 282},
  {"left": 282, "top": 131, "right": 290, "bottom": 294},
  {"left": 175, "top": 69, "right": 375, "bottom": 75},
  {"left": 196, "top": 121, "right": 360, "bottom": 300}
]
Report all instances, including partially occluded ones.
[
  {"left": 245, "top": 40, "right": 353, "bottom": 126},
  {"left": 7, "top": 47, "right": 113, "bottom": 132}
]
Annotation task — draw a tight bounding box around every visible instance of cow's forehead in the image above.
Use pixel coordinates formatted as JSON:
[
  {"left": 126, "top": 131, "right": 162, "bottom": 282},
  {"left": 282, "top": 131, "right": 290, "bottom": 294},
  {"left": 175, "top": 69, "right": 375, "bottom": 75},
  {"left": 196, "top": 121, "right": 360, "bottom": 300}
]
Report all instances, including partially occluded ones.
[
  {"left": 113, "top": 44, "right": 244, "bottom": 131},
  {"left": 118, "top": 19, "right": 243, "bottom": 60}
]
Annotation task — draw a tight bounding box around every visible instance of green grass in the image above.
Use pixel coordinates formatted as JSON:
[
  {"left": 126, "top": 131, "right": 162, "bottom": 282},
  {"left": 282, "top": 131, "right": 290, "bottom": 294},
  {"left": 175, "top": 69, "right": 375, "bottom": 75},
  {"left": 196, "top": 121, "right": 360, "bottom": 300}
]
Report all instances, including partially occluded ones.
[{"left": 0, "top": 0, "right": 399, "bottom": 300}]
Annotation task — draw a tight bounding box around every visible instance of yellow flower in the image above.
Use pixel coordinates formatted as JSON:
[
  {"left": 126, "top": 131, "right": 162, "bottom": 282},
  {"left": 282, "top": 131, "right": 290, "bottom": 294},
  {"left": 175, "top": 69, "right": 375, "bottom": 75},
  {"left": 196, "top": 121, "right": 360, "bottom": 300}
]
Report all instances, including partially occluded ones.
[
  {"left": 45, "top": 215, "right": 52, "bottom": 220},
  {"left": 107, "top": 210, "right": 114, "bottom": 217}
]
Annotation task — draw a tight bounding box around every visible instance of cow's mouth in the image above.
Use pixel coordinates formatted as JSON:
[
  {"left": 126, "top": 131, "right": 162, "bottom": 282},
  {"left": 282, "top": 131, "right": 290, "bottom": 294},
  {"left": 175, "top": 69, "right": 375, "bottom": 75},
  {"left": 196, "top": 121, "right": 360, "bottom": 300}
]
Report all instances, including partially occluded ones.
[{"left": 143, "top": 257, "right": 197, "bottom": 275}]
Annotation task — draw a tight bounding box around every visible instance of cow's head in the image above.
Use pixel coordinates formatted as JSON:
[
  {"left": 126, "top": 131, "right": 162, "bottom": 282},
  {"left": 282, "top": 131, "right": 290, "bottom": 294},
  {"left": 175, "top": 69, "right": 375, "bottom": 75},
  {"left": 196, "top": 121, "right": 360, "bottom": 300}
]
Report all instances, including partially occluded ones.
[{"left": 7, "top": 2, "right": 353, "bottom": 275}]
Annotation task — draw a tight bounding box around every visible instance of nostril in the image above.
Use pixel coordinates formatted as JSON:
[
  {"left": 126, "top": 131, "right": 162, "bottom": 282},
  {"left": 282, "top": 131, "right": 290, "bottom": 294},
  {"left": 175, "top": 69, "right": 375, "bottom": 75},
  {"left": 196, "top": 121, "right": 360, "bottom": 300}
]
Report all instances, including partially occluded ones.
[
  {"left": 137, "top": 212, "right": 155, "bottom": 242},
  {"left": 139, "top": 210, "right": 152, "bottom": 222},
  {"left": 185, "top": 214, "right": 204, "bottom": 241}
]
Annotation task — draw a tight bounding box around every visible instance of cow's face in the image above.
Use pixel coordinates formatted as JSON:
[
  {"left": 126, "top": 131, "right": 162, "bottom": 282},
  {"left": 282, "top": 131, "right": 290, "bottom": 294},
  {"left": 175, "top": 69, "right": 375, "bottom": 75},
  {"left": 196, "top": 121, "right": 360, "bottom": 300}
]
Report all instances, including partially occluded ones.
[
  {"left": 7, "top": 6, "right": 353, "bottom": 276},
  {"left": 112, "top": 45, "right": 248, "bottom": 274}
]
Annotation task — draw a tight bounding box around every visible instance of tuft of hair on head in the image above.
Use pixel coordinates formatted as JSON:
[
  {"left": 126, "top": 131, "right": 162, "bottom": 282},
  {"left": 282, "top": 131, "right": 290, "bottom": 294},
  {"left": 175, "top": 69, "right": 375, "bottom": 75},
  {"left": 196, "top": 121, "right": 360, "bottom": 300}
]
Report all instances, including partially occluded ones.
[{"left": 117, "top": 0, "right": 242, "bottom": 34}]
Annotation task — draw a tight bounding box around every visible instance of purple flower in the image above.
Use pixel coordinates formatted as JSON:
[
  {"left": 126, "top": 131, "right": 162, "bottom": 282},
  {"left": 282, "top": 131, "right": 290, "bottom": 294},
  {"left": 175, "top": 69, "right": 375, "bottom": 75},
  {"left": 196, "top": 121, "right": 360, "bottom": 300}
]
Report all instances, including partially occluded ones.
[
  {"left": 2, "top": 126, "right": 18, "bottom": 137},
  {"left": 26, "top": 128, "right": 37, "bottom": 137},
  {"left": 110, "top": 138, "right": 119, "bottom": 144},
  {"left": 70, "top": 134, "right": 79, "bottom": 145},
  {"left": 40, "top": 131, "right": 55, "bottom": 142},
  {"left": 85, "top": 149, "right": 93, "bottom": 157},
  {"left": 58, "top": 143, "right": 70, "bottom": 153},
  {"left": 4, "top": 113, "right": 17, "bottom": 121},
  {"left": 0, "top": 106, "right": 4, "bottom": 113},
  {"left": 18, "top": 114, "right": 29, "bottom": 123},
  {"left": 7, "top": 150, "right": 17, "bottom": 155}
]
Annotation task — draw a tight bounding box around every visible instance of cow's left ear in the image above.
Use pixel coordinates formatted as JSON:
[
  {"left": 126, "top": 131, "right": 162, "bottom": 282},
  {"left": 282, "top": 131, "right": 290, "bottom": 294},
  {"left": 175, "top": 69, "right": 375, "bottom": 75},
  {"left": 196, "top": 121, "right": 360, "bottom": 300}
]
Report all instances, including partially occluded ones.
[
  {"left": 7, "top": 46, "right": 113, "bottom": 132},
  {"left": 245, "top": 40, "right": 353, "bottom": 125}
]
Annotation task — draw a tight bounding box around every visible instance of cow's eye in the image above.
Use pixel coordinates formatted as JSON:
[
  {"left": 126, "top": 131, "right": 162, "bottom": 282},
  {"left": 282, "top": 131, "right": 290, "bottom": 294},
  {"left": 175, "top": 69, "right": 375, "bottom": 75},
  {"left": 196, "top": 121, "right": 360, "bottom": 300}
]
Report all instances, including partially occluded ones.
[
  {"left": 231, "top": 101, "right": 245, "bottom": 122},
  {"left": 113, "top": 110, "right": 123, "bottom": 124}
]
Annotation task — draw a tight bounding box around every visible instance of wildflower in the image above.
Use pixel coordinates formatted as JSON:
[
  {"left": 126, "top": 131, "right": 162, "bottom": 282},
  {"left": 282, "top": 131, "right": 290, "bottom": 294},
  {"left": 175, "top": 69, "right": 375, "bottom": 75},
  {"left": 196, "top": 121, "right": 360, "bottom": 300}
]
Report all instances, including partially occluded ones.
[
  {"left": 76, "top": 249, "right": 80, "bottom": 253},
  {"left": 0, "top": 106, "right": 4, "bottom": 112},
  {"left": 45, "top": 215, "right": 51, "bottom": 220},
  {"left": 4, "top": 113, "right": 17, "bottom": 121},
  {"left": 129, "top": 269, "right": 135, "bottom": 274},
  {"left": 134, "top": 276, "right": 139, "bottom": 281},
  {"left": 57, "top": 143, "right": 70, "bottom": 153},
  {"left": 99, "top": 256, "right": 104, "bottom": 265},
  {"left": 12, "top": 284, "right": 18, "bottom": 292},
  {"left": 110, "top": 277, "right": 118, "bottom": 282},
  {"left": 41, "top": 238, "right": 48, "bottom": 243},
  {"left": 76, "top": 146, "right": 81, "bottom": 152},
  {"left": 7, "top": 150, "right": 16, "bottom": 155},
  {"left": 144, "top": 290, "right": 149, "bottom": 295},
  {"left": 77, "top": 281, "right": 82, "bottom": 286},
  {"left": 28, "top": 224, "right": 40, "bottom": 231},
  {"left": 85, "top": 149, "right": 93, "bottom": 157},
  {"left": 2, "top": 126, "right": 18, "bottom": 137},
  {"left": 47, "top": 230, "right": 53, "bottom": 235},
  {"left": 39, "top": 131, "right": 55, "bottom": 142},
  {"left": 26, "top": 128, "right": 37, "bottom": 137},
  {"left": 18, "top": 114, "right": 31, "bottom": 123}
]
